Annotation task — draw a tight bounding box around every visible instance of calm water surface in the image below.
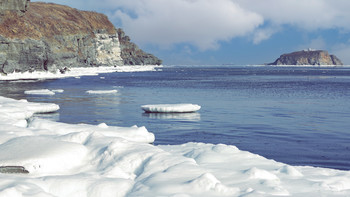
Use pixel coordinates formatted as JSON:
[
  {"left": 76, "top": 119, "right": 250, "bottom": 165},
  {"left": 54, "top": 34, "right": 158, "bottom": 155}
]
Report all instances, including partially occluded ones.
[{"left": 1, "top": 66, "right": 350, "bottom": 170}]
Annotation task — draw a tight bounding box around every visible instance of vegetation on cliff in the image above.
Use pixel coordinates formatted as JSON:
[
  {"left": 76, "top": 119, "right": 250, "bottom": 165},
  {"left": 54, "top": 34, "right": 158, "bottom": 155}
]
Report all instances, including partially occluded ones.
[{"left": 0, "top": 2, "right": 116, "bottom": 40}]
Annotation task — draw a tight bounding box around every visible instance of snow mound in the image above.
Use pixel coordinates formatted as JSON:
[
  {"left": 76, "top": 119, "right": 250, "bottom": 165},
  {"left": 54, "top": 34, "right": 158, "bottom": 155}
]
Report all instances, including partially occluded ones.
[
  {"left": 24, "top": 89, "right": 55, "bottom": 95},
  {"left": 0, "top": 136, "right": 88, "bottom": 174},
  {"left": 141, "top": 103, "right": 201, "bottom": 113},
  {"left": 86, "top": 90, "right": 118, "bottom": 94}
]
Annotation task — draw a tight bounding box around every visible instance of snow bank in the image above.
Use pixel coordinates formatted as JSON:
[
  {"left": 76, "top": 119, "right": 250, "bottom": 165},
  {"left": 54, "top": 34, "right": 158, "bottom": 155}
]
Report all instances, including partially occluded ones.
[
  {"left": 86, "top": 90, "right": 118, "bottom": 94},
  {"left": 141, "top": 103, "right": 201, "bottom": 113},
  {"left": 0, "top": 96, "right": 350, "bottom": 196},
  {"left": 0, "top": 65, "right": 161, "bottom": 81}
]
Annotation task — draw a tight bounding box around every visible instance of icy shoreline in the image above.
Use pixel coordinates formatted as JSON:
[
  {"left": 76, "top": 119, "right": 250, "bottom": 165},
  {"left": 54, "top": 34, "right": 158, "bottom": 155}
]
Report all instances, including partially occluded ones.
[
  {"left": 0, "top": 65, "right": 161, "bottom": 81},
  {"left": 0, "top": 66, "right": 350, "bottom": 196},
  {"left": 1, "top": 97, "right": 350, "bottom": 196}
]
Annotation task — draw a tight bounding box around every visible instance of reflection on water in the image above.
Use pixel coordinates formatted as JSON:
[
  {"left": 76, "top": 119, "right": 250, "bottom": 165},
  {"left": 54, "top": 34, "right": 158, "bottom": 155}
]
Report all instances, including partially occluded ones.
[
  {"left": 143, "top": 112, "right": 201, "bottom": 121},
  {"left": 33, "top": 112, "right": 60, "bottom": 122}
]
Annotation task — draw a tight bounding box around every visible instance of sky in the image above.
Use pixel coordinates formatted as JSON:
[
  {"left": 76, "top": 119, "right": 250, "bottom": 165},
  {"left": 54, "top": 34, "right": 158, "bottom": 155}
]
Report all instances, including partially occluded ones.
[{"left": 32, "top": 0, "right": 350, "bottom": 65}]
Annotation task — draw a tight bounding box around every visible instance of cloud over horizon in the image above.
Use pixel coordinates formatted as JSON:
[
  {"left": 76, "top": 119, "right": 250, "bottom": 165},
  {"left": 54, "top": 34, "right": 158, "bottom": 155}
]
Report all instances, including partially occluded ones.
[{"left": 109, "top": 0, "right": 263, "bottom": 50}]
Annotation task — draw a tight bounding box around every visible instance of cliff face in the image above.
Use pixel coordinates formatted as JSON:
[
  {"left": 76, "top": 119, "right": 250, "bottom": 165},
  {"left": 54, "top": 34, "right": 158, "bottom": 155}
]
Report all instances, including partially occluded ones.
[
  {"left": 269, "top": 50, "right": 343, "bottom": 66},
  {"left": 117, "top": 28, "right": 162, "bottom": 66},
  {"left": 0, "top": 0, "right": 30, "bottom": 16},
  {"left": 0, "top": 1, "right": 161, "bottom": 74}
]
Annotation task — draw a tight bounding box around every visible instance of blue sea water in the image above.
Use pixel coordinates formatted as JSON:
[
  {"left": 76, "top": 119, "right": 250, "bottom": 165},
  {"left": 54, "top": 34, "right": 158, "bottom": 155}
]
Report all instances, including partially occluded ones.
[{"left": 1, "top": 65, "right": 350, "bottom": 170}]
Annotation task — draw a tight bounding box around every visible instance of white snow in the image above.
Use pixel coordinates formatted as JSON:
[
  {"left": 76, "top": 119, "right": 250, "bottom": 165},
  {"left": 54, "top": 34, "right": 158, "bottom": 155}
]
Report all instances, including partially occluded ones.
[
  {"left": 86, "top": 90, "right": 118, "bottom": 94},
  {"left": 0, "top": 96, "right": 350, "bottom": 196},
  {"left": 24, "top": 89, "right": 55, "bottom": 95},
  {"left": 141, "top": 103, "right": 201, "bottom": 113},
  {"left": 0, "top": 65, "right": 161, "bottom": 81}
]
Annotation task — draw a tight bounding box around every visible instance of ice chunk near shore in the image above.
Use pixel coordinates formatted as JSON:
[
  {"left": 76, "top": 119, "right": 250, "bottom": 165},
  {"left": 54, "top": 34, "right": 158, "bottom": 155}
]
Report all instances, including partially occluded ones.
[
  {"left": 141, "top": 103, "right": 201, "bottom": 113},
  {"left": 0, "top": 96, "right": 59, "bottom": 128},
  {"left": 24, "top": 89, "right": 55, "bottom": 95},
  {"left": 86, "top": 90, "right": 118, "bottom": 94}
]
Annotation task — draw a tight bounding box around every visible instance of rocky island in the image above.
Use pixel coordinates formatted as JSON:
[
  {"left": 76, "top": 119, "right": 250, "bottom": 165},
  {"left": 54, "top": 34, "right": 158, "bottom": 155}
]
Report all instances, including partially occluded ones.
[
  {"left": 0, "top": 0, "right": 161, "bottom": 75},
  {"left": 269, "top": 49, "right": 343, "bottom": 66}
]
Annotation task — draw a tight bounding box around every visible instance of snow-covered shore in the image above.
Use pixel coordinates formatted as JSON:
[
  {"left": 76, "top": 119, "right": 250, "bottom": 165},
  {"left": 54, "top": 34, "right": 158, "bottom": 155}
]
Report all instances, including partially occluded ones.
[
  {"left": 1, "top": 66, "right": 350, "bottom": 196},
  {"left": 0, "top": 65, "right": 160, "bottom": 81},
  {"left": 1, "top": 96, "right": 350, "bottom": 196}
]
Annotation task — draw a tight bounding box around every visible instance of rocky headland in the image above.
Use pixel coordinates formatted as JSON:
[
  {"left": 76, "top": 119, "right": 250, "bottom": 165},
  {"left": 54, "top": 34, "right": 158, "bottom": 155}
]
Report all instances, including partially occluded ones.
[
  {"left": 269, "top": 49, "right": 343, "bottom": 66},
  {"left": 0, "top": 0, "right": 161, "bottom": 75}
]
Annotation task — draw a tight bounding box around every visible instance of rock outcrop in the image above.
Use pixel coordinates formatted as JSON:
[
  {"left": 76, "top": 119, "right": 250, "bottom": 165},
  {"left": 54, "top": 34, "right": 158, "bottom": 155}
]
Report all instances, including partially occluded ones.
[
  {"left": 0, "top": 1, "right": 161, "bottom": 74},
  {"left": 269, "top": 49, "right": 343, "bottom": 66},
  {"left": 117, "top": 28, "right": 162, "bottom": 66},
  {"left": 0, "top": 0, "right": 30, "bottom": 16}
]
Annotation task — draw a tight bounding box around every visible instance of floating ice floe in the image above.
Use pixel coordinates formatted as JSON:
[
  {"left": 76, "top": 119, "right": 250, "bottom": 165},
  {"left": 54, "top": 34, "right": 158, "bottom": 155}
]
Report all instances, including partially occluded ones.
[
  {"left": 24, "top": 89, "right": 56, "bottom": 95},
  {"left": 141, "top": 103, "right": 201, "bottom": 113},
  {"left": 86, "top": 90, "right": 118, "bottom": 94},
  {"left": 52, "top": 89, "right": 64, "bottom": 93},
  {"left": 1, "top": 96, "right": 350, "bottom": 196}
]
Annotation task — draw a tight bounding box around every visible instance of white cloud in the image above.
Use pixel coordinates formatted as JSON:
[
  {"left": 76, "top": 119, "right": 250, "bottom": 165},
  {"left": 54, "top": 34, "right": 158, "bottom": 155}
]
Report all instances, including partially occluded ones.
[
  {"left": 252, "top": 27, "right": 281, "bottom": 44},
  {"left": 110, "top": 0, "right": 263, "bottom": 50},
  {"left": 235, "top": 0, "right": 350, "bottom": 31}
]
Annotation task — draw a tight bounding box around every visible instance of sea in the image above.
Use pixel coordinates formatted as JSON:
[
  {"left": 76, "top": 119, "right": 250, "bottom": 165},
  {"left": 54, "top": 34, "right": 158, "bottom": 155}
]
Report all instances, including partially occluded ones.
[{"left": 1, "top": 65, "right": 350, "bottom": 171}]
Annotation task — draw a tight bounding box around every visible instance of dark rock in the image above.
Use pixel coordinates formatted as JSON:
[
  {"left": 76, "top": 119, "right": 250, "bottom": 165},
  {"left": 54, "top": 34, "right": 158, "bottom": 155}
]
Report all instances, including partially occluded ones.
[
  {"left": 0, "top": 166, "right": 29, "bottom": 174},
  {"left": 117, "top": 28, "right": 162, "bottom": 66},
  {"left": 269, "top": 49, "right": 343, "bottom": 66}
]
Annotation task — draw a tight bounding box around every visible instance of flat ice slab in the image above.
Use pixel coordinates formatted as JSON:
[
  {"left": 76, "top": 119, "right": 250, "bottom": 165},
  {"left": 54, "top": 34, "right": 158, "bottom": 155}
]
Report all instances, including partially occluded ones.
[
  {"left": 86, "top": 90, "right": 118, "bottom": 94},
  {"left": 141, "top": 103, "right": 201, "bottom": 113},
  {"left": 24, "top": 89, "right": 55, "bottom": 95}
]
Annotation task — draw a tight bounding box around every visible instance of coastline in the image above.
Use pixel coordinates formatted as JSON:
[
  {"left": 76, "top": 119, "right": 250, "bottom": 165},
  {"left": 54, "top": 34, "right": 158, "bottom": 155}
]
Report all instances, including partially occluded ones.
[
  {"left": 0, "top": 65, "right": 162, "bottom": 81},
  {"left": 0, "top": 67, "right": 350, "bottom": 196}
]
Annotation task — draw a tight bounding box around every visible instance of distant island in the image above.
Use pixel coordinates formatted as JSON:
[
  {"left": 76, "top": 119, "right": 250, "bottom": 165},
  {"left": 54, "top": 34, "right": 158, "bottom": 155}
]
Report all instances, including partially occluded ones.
[
  {"left": 269, "top": 49, "right": 343, "bottom": 66},
  {"left": 0, "top": 0, "right": 161, "bottom": 75}
]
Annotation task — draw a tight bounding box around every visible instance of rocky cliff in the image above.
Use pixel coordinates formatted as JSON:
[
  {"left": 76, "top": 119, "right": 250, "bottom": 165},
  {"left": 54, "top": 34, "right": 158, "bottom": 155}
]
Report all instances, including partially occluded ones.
[
  {"left": 117, "top": 28, "right": 162, "bottom": 66},
  {"left": 269, "top": 50, "right": 343, "bottom": 66},
  {"left": 0, "top": 1, "right": 161, "bottom": 74},
  {"left": 0, "top": 0, "right": 30, "bottom": 16}
]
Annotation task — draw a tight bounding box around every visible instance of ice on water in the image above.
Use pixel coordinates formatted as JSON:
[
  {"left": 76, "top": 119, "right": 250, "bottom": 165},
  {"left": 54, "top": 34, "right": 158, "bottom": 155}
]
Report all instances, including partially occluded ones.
[
  {"left": 141, "top": 103, "right": 201, "bottom": 113},
  {"left": 24, "top": 89, "right": 56, "bottom": 95},
  {"left": 86, "top": 90, "right": 118, "bottom": 94},
  {"left": 0, "top": 96, "right": 350, "bottom": 196}
]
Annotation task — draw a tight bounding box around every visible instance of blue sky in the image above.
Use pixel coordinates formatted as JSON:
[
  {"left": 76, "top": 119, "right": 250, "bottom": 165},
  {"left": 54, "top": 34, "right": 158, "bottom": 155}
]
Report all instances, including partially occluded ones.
[{"left": 33, "top": 0, "right": 350, "bottom": 65}]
